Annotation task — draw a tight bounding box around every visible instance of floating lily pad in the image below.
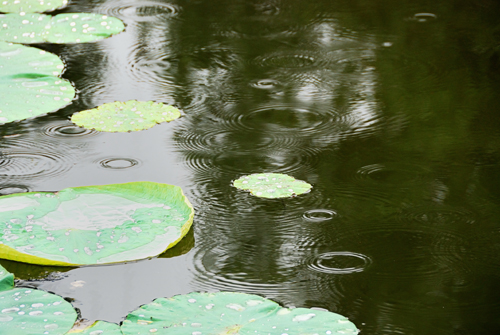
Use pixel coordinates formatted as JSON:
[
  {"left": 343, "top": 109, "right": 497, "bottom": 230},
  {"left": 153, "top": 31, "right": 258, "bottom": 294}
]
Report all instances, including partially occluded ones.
[
  {"left": 121, "top": 292, "right": 359, "bottom": 335},
  {"left": 0, "top": 13, "right": 124, "bottom": 44},
  {"left": 0, "top": 41, "right": 75, "bottom": 124},
  {"left": 233, "top": 173, "right": 312, "bottom": 198},
  {"left": 71, "top": 100, "right": 182, "bottom": 132},
  {"left": 0, "top": 264, "right": 77, "bottom": 334},
  {"left": 68, "top": 320, "right": 122, "bottom": 334},
  {"left": 0, "top": 182, "right": 194, "bottom": 266},
  {"left": 0, "top": 0, "right": 68, "bottom": 13}
]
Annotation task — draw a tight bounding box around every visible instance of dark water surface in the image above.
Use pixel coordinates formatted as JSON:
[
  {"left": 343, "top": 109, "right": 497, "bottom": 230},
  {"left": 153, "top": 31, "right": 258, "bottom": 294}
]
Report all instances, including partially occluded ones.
[{"left": 2, "top": 0, "right": 500, "bottom": 333}]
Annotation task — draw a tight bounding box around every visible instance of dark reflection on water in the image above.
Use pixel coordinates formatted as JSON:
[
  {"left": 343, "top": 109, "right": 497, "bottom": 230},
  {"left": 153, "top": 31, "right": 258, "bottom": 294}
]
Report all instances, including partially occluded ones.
[{"left": 1, "top": 0, "right": 500, "bottom": 333}]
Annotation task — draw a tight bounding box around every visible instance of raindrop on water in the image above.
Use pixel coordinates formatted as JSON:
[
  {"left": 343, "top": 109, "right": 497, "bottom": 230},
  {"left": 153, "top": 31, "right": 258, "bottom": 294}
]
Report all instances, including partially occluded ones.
[
  {"left": 307, "top": 252, "right": 372, "bottom": 274},
  {"left": 250, "top": 79, "right": 281, "bottom": 90},
  {"left": 99, "top": 158, "right": 139, "bottom": 169},
  {"left": 411, "top": 13, "right": 437, "bottom": 22},
  {"left": 303, "top": 209, "right": 337, "bottom": 222}
]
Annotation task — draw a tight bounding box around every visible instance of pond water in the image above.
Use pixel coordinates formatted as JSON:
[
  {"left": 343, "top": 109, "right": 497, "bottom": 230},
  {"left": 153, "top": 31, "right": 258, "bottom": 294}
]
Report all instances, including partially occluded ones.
[{"left": 2, "top": 0, "right": 500, "bottom": 333}]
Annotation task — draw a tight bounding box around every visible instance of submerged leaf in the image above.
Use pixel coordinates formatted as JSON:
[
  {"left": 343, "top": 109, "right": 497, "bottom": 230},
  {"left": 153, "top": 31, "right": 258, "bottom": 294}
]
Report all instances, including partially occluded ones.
[
  {"left": 121, "top": 292, "right": 359, "bottom": 335},
  {"left": 71, "top": 100, "right": 182, "bottom": 132},
  {"left": 0, "top": 264, "right": 14, "bottom": 292},
  {"left": 0, "top": 13, "right": 124, "bottom": 44},
  {"left": 0, "top": 182, "right": 194, "bottom": 266},
  {"left": 68, "top": 320, "right": 122, "bottom": 334},
  {"left": 0, "top": 41, "right": 75, "bottom": 124},
  {"left": 233, "top": 173, "right": 312, "bottom": 198},
  {"left": 0, "top": 0, "right": 68, "bottom": 13}
]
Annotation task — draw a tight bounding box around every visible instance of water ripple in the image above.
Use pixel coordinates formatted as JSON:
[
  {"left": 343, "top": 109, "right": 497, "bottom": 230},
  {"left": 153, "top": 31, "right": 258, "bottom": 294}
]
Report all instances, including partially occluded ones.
[
  {"left": 397, "top": 204, "right": 476, "bottom": 226},
  {"left": 354, "top": 162, "right": 431, "bottom": 186},
  {"left": 303, "top": 209, "right": 338, "bottom": 222},
  {"left": 174, "top": 128, "right": 231, "bottom": 154},
  {"left": 42, "top": 121, "right": 99, "bottom": 139},
  {"left": 192, "top": 243, "right": 315, "bottom": 297},
  {"left": 249, "top": 79, "right": 282, "bottom": 90},
  {"left": 211, "top": 15, "right": 302, "bottom": 40},
  {"left": 212, "top": 149, "right": 320, "bottom": 175},
  {"left": 330, "top": 185, "right": 396, "bottom": 207},
  {"left": 98, "top": 0, "right": 181, "bottom": 23},
  {"left": 254, "top": 48, "right": 374, "bottom": 72},
  {"left": 408, "top": 13, "right": 438, "bottom": 23},
  {"left": 174, "top": 113, "right": 338, "bottom": 158},
  {"left": 96, "top": 157, "right": 140, "bottom": 169},
  {"left": 254, "top": 52, "right": 318, "bottom": 69},
  {"left": 124, "top": 40, "right": 176, "bottom": 88},
  {"left": 0, "top": 153, "right": 69, "bottom": 180},
  {"left": 238, "top": 105, "right": 337, "bottom": 133},
  {"left": 181, "top": 152, "right": 219, "bottom": 176},
  {"left": 333, "top": 228, "right": 470, "bottom": 279},
  {"left": 206, "top": 105, "right": 340, "bottom": 141},
  {"left": 306, "top": 251, "right": 372, "bottom": 274},
  {"left": 0, "top": 185, "right": 30, "bottom": 196},
  {"left": 0, "top": 136, "right": 77, "bottom": 181}
]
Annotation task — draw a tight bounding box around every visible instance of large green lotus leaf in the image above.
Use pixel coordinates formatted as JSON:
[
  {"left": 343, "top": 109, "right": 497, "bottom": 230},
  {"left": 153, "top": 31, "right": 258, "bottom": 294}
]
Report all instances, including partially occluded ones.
[
  {"left": 121, "top": 292, "right": 359, "bottom": 335},
  {"left": 0, "top": 13, "right": 124, "bottom": 44},
  {"left": 71, "top": 100, "right": 182, "bottom": 132},
  {"left": 68, "top": 320, "right": 122, "bottom": 334},
  {"left": 0, "top": 41, "right": 75, "bottom": 124},
  {"left": 0, "top": 0, "right": 68, "bottom": 13},
  {"left": 233, "top": 173, "right": 312, "bottom": 198},
  {"left": 0, "top": 264, "right": 14, "bottom": 292},
  {"left": 0, "top": 287, "right": 77, "bottom": 334},
  {"left": 0, "top": 182, "right": 194, "bottom": 266}
]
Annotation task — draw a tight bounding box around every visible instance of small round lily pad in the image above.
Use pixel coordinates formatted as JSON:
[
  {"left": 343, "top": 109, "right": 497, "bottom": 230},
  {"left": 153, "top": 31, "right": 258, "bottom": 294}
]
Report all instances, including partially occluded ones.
[
  {"left": 0, "top": 41, "right": 75, "bottom": 124},
  {"left": 0, "top": 182, "right": 194, "bottom": 266},
  {"left": 121, "top": 292, "right": 359, "bottom": 335},
  {"left": 0, "top": 0, "right": 68, "bottom": 13},
  {"left": 233, "top": 173, "right": 312, "bottom": 198},
  {"left": 71, "top": 100, "right": 182, "bottom": 132},
  {"left": 0, "top": 13, "right": 124, "bottom": 44}
]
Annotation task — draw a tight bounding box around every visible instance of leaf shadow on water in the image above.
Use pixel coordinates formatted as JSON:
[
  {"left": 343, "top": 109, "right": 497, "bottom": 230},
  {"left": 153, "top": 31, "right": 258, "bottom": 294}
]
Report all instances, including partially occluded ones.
[
  {"left": 158, "top": 225, "right": 195, "bottom": 258},
  {"left": 0, "top": 259, "right": 74, "bottom": 281}
]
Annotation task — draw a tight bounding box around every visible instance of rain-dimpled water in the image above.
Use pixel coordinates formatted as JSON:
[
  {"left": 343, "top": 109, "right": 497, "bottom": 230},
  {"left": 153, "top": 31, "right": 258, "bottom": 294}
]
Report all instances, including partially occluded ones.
[{"left": 1, "top": 0, "right": 500, "bottom": 334}]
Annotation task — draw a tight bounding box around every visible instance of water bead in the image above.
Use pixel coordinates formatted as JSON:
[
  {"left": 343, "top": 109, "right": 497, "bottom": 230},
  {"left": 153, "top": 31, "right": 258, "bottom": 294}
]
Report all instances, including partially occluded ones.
[
  {"left": 292, "top": 313, "right": 316, "bottom": 322},
  {"left": 2, "top": 307, "right": 20, "bottom": 313}
]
